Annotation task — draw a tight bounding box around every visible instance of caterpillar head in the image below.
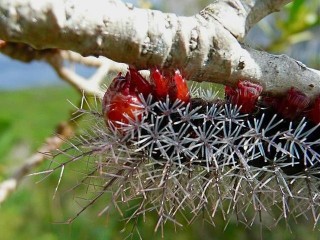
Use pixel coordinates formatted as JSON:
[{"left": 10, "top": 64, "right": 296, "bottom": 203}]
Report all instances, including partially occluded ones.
[
  {"left": 103, "top": 67, "right": 190, "bottom": 130},
  {"left": 102, "top": 70, "right": 145, "bottom": 128}
]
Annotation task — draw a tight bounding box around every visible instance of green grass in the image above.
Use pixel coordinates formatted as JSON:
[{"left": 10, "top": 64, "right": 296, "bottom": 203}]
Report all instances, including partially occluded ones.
[
  {"left": 0, "top": 86, "right": 115, "bottom": 240},
  {"left": 0, "top": 86, "right": 319, "bottom": 240},
  {"left": 0, "top": 87, "right": 78, "bottom": 150}
]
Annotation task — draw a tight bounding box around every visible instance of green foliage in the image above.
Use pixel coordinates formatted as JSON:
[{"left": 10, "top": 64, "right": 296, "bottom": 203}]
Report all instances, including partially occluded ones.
[
  {"left": 263, "top": 0, "right": 319, "bottom": 52},
  {"left": 0, "top": 87, "right": 117, "bottom": 240},
  {"left": 0, "top": 87, "right": 77, "bottom": 151},
  {"left": 276, "top": 0, "right": 318, "bottom": 48},
  {"left": 0, "top": 120, "right": 14, "bottom": 168}
]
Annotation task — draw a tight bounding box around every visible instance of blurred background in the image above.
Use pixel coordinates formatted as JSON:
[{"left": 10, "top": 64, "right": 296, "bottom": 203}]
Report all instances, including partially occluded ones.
[{"left": 0, "top": 0, "right": 319, "bottom": 239}]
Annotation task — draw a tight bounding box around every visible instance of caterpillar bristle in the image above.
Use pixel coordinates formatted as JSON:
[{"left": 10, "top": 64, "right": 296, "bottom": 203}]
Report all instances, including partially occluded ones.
[{"left": 45, "top": 71, "right": 320, "bottom": 234}]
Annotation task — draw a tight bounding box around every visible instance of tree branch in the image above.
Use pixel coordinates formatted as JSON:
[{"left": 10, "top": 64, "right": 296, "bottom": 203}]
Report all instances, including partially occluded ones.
[
  {"left": 201, "top": 0, "right": 292, "bottom": 40},
  {"left": 0, "top": 0, "right": 319, "bottom": 97},
  {"left": 48, "top": 57, "right": 127, "bottom": 97}
]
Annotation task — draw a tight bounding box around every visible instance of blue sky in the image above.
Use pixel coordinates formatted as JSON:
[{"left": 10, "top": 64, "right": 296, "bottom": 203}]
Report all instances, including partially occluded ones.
[
  {"left": 0, "top": 54, "right": 61, "bottom": 89},
  {"left": 0, "top": 54, "right": 96, "bottom": 90}
]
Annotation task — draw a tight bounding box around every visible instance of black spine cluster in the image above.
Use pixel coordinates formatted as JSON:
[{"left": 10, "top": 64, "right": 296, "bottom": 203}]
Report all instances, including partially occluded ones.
[
  {"left": 48, "top": 88, "right": 320, "bottom": 234},
  {"left": 133, "top": 95, "right": 320, "bottom": 177}
]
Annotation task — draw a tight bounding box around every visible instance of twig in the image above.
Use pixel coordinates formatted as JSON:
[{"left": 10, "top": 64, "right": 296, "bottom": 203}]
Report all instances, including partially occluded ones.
[
  {"left": 60, "top": 51, "right": 103, "bottom": 67},
  {"left": 0, "top": 41, "right": 128, "bottom": 98}
]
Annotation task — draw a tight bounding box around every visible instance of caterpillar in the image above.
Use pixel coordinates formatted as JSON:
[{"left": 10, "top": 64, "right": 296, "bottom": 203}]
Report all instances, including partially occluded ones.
[
  {"left": 102, "top": 67, "right": 320, "bottom": 177},
  {"left": 51, "top": 67, "right": 320, "bottom": 231}
]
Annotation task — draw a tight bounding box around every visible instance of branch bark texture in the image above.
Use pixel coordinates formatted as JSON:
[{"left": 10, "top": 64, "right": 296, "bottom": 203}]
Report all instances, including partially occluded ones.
[{"left": 0, "top": 0, "right": 319, "bottom": 97}]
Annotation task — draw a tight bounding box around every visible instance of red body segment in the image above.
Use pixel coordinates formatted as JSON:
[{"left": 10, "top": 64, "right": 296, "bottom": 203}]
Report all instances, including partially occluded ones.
[
  {"left": 263, "top": 87, "right": 310, "bottom": 120},
  {"left": 308, "top": 96, "right": 320, "bottom": 124},
  {"left": 128, "top": 67, "right": 152, "bottom": 97},
  {"left": 150, "top": 68, "right": 170, "bottom": 101},
  {"left": 150, "top": 68, "right": 190, "bottom": 103},
  {"left": 278, "top": 87, "right": 310, "bottom": 119},
  {"left": 225, "top": 80, "right": 263, "bottom": 114},
  {"left": 171, "top": 70, "right": 190, "bottom": 103}
]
